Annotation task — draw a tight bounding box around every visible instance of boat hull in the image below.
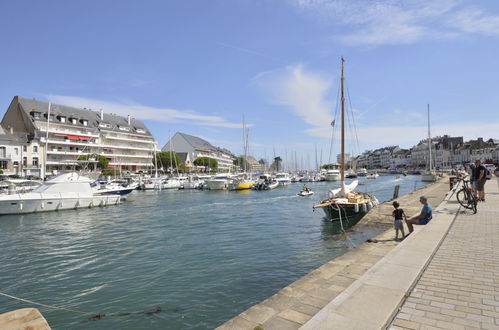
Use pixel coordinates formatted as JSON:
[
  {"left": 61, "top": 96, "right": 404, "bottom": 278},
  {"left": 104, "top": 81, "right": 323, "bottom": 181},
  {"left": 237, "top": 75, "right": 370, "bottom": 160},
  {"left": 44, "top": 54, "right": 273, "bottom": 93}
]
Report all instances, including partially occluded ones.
[
  {"left": 205, "top": 180, "right": 229, "bottom": 190},
  {"left": 321, "top": 203, "right": 368, "bottom": 224},
  {"left": 0, "top": 193, "right": 121, "bottom": 215}
]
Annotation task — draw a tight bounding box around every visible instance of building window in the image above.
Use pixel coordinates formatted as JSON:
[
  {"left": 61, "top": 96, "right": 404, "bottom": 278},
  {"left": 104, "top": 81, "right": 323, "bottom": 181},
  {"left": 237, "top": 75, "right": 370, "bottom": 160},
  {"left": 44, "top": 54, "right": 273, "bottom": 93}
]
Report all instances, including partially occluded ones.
[
  {"left": 118, "top": 126, "right": 130, "bottom": 131},
  {"left": 23, "top": 157, "right": 27, "bottom": 166},
  {"left": 32, "top": 157, "right": 39, "bottom": 167},
  {"left": 23, "top": 145, "right": 27, "bottom": 152},
  {"left": 33, "top": 146, "right": 38, "bottom": 153},
  {"left": 30, "top": 111, "right": 41, "bottom": 119},
  {"left": 0, "top": 147, "right": 5, "bottom": 158},
  {"left": 58, "top": 116, "right": 66, "bottom": 123},
  {"left": 99, "top": 123, "right": 111, "bottom": 128},
  {"left": 14, "top": 148, "right": 18, "bottom": 155},
  {"left": 0, "top": 160, "right": 7, "bottom": 169},
  {"left": 81, "top": 119, "right": 88, "bottom": 126},
  {"left": 69, "top": 118, "right": 78, "bottom": 125}
]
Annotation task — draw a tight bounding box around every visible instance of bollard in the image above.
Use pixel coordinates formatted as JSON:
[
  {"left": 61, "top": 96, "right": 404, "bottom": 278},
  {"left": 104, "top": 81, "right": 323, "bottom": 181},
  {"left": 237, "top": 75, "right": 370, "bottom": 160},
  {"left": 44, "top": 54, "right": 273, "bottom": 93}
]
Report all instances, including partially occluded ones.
[{"left": 393, "top": 185, "right": 400, "bottom": 200}]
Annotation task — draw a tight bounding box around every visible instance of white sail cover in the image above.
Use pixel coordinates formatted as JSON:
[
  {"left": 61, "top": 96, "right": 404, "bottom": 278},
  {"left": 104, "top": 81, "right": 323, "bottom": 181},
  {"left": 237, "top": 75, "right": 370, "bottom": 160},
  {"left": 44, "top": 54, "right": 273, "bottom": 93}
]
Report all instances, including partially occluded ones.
[{"left": 328, "top": 180, "right": 358, "bottom": 198}]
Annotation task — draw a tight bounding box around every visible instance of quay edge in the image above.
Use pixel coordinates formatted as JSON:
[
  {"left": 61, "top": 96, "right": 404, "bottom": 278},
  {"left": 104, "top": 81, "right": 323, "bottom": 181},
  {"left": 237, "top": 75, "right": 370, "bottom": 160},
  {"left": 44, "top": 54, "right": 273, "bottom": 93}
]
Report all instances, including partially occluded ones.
[{"left": 216, "top": 177, "right": 451, "bottom": 330}]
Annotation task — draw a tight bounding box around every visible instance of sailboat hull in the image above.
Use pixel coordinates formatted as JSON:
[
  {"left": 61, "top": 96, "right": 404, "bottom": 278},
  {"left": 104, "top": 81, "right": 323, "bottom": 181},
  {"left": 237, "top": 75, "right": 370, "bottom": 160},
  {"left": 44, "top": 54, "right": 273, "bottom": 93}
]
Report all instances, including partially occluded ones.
[{"left": 321, "top": 204, "right": 368, "bottom": 224}]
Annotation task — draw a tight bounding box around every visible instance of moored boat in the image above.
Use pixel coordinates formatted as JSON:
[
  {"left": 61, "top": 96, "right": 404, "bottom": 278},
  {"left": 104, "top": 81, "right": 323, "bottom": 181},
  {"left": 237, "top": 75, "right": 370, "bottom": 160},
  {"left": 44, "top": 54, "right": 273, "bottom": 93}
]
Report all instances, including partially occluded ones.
[
  {"left": 0, "top": 172, "right": 120, "bottom": 215},
  {"left": 313, "top": 58, "right": 378, "bottom": 223}
]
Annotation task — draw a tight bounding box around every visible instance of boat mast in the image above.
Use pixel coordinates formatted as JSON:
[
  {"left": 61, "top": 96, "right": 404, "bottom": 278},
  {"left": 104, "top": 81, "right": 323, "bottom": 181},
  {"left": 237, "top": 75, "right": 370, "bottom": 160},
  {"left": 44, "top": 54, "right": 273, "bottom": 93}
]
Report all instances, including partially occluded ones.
[
  {"left": 340, "top": 57, "right": 345, "bottom": 184},
  {"left": 427, "top": 104, "right": 432, "bottom": 171},
  {"left": 43, "top": 102, "right": 51, "bottom": 180}
]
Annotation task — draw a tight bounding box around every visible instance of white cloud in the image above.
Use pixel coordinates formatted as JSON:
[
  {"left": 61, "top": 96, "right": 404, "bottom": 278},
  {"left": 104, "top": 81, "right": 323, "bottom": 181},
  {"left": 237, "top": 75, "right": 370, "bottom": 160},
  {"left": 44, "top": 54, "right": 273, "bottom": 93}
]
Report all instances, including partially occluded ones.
[
  {"left": 254, "top": 64, "right": 335, "bottom": 131},
  {"left": 447, "top": 7, "right": 499, "bottom": 36},
  {"left": 44, "top": 94, "right": 245, "bottom": 129},
  {"left": 288, "top": 0, "right": 499, "bottom": 46}
]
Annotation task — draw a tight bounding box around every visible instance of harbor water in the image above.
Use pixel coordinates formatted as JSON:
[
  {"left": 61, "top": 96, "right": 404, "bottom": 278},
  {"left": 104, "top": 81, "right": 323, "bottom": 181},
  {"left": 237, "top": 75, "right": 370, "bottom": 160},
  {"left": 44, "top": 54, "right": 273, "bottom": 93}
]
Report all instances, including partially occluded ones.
[{"left": 0, "top": 174, "right": 427, "bottom": 329}]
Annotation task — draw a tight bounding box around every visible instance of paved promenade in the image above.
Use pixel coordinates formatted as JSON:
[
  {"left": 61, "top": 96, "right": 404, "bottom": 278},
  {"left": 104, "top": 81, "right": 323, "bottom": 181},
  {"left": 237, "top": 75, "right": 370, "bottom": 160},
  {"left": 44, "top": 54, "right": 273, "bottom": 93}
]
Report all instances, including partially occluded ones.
[
  {"left": 390, "top": 179, "right": 499, "bottom": 330},
  {"left": 218, "top": 179, "right": 451, "bottom": 329}
]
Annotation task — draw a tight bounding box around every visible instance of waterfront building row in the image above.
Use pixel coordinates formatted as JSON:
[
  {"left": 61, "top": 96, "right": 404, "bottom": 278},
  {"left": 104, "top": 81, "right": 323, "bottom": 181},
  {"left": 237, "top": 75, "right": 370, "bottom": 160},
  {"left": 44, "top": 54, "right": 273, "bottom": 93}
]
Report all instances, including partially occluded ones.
[
  {"left": 1, "top": 96, "right": 156, "bottom": 177},
  {"left": 355, "top": 135, "right": 499, "bottom": 169}
]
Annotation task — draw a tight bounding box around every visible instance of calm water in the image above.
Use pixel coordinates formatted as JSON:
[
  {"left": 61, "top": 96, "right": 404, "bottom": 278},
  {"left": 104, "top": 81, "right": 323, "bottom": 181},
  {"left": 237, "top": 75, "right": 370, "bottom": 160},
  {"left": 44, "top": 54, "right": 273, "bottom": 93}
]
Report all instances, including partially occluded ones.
[{"left": 0, "top": 174, "right": 426, "bottom": 329}]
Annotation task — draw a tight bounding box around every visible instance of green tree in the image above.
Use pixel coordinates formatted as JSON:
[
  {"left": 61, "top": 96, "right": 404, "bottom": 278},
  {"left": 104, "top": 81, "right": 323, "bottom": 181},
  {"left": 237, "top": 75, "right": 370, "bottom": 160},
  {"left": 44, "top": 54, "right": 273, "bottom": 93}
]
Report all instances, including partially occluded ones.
[
  {"left": 233, "top": 156, "right": 250, "bottom": 171},
  {"left": 193, "top": 157, "right": 218, "bottom": 171},
  {"left": 154, "top": 152, "right": 181, "bottom": 172},
  {"left": 270, "top": 156, "right": 282, "bottom": 172},
  {"left": 77, "top": 154, "right": 109, "bottom": 169}
]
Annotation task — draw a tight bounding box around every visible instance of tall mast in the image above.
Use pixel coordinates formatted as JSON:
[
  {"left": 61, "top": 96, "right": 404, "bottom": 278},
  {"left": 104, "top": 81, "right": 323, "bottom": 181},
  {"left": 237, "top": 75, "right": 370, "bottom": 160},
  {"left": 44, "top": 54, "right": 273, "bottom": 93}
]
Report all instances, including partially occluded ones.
[
  {"left": 43, "top": 102, "right": 51, "bottom": 179},
  {"left": 427, "top": 104, "right": 432, "bottom": 171},
  {"left": 340, "top": 57, "right": 345, "bottom": 183}
]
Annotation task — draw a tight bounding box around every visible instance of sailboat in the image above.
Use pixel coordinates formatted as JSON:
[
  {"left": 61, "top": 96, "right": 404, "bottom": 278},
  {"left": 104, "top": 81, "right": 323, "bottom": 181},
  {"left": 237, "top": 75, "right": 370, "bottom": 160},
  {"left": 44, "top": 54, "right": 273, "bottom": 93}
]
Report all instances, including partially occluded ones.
[
  {"left": 421, "top": 104, "right": 438, "bottom": 182},
  {"left": 313, "top": 58, "right": 378, "bottom": 222}
]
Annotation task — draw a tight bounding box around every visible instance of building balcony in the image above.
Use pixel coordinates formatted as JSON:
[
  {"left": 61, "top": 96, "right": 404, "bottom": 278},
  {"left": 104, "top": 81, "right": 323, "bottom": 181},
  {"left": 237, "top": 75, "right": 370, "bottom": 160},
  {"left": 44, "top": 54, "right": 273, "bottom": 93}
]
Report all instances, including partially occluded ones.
[
  {"left": 101, "top": 134, "right": 155, "bottom": 144},
  {"left": 0, "top": 153, "right": 11, "bottom": 160},
  {"left": 38, "top": 125, "right": 100, "bottom": 138}
]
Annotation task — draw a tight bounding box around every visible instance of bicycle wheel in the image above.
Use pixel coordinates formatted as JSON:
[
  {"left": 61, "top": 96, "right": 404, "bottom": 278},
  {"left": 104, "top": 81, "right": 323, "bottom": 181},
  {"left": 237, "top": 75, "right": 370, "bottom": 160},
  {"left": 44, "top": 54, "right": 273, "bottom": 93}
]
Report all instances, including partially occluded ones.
[
  {"left": 456, "top": 189, "right": 472, "bottom": 209},
  {"left": 470, "top": 192, "right": 478, "bottom": 214}
]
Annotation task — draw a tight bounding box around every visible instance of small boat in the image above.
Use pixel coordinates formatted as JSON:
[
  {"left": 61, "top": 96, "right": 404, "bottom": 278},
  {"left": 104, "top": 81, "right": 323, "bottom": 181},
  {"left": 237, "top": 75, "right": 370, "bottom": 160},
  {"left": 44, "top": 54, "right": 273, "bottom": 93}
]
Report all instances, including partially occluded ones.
[
  {"left": 298, "top": 190, "right": 314, "bottom": 196},
  {"left": 357, "top": 168, "right": 368, "bottom": 177},
  {"left": 366, "top": 172, "right": 379, "bottom": 179},
  {"left": 325, "top": 169, "right": 340, "bottom": 182},
  {"left": 205, "top": 174, "right": 234, "bottom": 190},
  {"left": 275, "top": 172, "right": 291, "bottom": 186},
  {"left": 313, "top": 58, "right": 378, "bottom": 223},
  {"left": 345, "top": 169, "right": 357, "bottom": 178},
  {"left": 0, "top": 172, "right": 121, "bottom": 215},
  {"left": 265, "top": 179, "right": 279, "bottom": 190},
  {"left": 93, "top": 180, "right": 136, "bottom": 195}
]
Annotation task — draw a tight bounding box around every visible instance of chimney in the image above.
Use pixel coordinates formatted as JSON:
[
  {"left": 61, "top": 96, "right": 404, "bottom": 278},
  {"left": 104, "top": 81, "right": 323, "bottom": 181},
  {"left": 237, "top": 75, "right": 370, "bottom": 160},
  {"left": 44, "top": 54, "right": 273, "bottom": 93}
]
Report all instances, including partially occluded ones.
[
  {"left": 100, "top": 109, "right": 104, "bottom": 120},
  {"left": 127, "top": 115, "right": 131, "bottom": 125}
]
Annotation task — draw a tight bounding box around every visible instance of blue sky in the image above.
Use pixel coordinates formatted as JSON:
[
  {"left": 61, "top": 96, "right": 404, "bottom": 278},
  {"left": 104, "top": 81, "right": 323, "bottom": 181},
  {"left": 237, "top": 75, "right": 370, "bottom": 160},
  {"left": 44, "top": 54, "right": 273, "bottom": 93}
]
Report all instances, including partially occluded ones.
[{"left": 1, "top": 0, "right": 499, "bottom": 167}]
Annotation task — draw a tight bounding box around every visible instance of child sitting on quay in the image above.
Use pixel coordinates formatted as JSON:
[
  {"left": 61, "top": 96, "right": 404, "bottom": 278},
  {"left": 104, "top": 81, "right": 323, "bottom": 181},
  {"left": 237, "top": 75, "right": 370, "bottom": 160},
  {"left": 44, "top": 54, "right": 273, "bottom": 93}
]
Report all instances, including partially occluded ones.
[{"left": 392, "top": 201, "right": 406, "bottom": 241}]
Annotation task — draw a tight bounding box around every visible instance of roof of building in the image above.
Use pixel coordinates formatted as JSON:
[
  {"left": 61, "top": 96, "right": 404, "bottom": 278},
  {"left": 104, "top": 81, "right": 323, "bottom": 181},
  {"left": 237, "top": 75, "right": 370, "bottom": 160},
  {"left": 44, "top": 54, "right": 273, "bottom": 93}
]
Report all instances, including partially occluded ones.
[
  {"left": 172, "top": 132, "right": 235, "bottom": 157},
  {"left": 0, "top": 125, "right": 28, "bottom": 143},
  {"left": 16, "top": 96, "right": 153, "bottom": 137}
]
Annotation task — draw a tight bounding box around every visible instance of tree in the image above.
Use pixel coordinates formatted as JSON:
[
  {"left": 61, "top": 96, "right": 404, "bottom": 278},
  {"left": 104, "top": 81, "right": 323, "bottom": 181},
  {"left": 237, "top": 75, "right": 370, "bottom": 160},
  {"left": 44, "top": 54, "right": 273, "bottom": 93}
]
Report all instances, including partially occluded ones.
[
  {"left": 77, "top": 154, "right": 109, "bottom": 169},
  {"left": 270, "top": 156, "right": 282, "bottom": 172},
  {"left": 193, "top": 157, "right": 218, "bottom": 172},
  {"left": 154, "top": 152, "right": 181, "bottom": 172},
  {"left": 233, "top": 156, "right": 250, "bottom": 172}
]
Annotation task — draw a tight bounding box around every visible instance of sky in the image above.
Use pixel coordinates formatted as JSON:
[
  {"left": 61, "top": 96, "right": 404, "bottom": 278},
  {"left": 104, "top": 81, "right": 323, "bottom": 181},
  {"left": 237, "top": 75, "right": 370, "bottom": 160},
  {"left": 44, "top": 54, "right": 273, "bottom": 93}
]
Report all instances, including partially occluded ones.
[{"left": 1, "top": 0, "right": 499, "bottom": 167}]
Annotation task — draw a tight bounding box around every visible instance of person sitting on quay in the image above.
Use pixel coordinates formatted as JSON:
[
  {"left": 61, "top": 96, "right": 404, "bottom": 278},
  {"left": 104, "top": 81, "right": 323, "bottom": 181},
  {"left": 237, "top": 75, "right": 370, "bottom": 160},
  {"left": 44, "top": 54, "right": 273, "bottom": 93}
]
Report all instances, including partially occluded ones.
[{"left": 405, "top": 196, "right": 432, "bottom": 234}]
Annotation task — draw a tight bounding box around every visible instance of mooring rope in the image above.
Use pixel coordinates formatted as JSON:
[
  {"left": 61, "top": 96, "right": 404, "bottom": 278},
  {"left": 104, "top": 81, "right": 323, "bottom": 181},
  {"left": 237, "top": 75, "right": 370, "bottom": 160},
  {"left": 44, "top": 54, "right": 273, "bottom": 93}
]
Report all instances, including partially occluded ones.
[{"left": 0, "top": 292, "right": 162, "bottom": 321}]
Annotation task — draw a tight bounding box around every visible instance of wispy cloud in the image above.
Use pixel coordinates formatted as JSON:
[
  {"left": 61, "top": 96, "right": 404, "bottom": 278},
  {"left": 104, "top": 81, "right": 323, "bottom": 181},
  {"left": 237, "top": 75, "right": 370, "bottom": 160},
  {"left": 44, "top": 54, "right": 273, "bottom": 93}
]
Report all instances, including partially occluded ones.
[
  {"left": 288, "top": 0, "right": 499, "bottom": 46},
  {"left": 43, "top": 94, "right": 245, "bottom": 129},
  {"left": 253, "top": 64, "right": 335, "bottom": 134}
]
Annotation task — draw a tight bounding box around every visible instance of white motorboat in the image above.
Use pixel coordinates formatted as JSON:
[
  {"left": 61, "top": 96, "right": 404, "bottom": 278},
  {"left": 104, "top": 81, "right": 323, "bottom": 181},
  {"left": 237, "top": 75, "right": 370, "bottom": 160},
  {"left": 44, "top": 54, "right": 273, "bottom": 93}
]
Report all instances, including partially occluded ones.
[
  {"left": 357, "top": 168, "right": 368, "bottom": 176},
  {"left": 298, "top": 190, "right": 314, "bottom": 196},
  {"left": 325, "top": 169, "right": 340, "bottom": 182},
  {"left": 265, "top": 179, "right": 279, "bottom": 190},
  {"left": 205, "top": 174, "right": 234, "bottom": 190},
  {"left": 275, "top": 172, "right": 291, "bottom": 186},
  {"left": 93, "top": 180, "right": 137, "bottom": 196},
  {"left": 162, "top": 177, "right": 182, "bottom": 189},
  {"left": 366, "top": 172, "right": 379, "bottom": 179},
  {"left": 0, "top": 172, "right": 120, "bottom": 215}
]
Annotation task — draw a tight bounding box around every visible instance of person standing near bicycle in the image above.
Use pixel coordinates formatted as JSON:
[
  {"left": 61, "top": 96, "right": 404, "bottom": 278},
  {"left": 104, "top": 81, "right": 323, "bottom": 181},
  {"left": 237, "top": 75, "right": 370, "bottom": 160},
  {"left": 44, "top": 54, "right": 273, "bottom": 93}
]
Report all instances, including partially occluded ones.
[{"left": 473, "top": 159, "right": 487, "bottom": 202}]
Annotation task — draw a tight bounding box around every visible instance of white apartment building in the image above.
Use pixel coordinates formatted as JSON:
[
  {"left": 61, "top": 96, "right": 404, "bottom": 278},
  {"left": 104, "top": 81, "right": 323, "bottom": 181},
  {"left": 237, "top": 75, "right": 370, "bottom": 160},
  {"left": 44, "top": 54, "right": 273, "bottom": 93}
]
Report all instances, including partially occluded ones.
[
  {"left": 162, "top": 132, "right": 236, "bottom": 172},
  {"left": 1, "top": 96, "right": 156, "bottom": 176}
]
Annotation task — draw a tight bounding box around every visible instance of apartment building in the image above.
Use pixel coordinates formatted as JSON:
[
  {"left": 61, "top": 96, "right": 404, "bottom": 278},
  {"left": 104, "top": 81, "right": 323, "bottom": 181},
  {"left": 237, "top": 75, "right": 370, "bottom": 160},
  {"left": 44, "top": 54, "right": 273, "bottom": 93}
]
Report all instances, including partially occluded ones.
[
  {"left": 0, "top": 126, "right": 26, "bottom": 176},
  {"left": 162, "top": 132, "right": 236, "bottom": 172},
  {"left": 1, "top": 96, "right": 156, "bottom": 176}
]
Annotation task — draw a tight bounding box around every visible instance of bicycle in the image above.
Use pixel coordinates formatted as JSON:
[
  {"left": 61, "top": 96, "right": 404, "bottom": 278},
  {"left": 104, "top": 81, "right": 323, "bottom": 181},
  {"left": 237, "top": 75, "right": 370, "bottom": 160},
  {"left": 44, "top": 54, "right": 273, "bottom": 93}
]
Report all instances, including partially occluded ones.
[{"left": 455, "top": 175, "right": 477, "bottom": 214}]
